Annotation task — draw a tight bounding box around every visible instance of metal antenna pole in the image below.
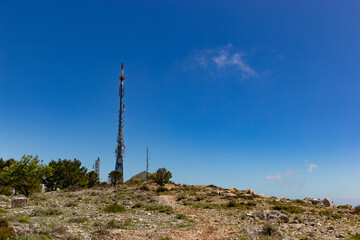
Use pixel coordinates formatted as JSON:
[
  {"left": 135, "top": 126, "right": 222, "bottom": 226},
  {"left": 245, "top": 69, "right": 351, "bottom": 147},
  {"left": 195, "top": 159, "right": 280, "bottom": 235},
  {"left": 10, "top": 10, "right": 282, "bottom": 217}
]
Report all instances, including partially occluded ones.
[
  {"left": 115, "top": 63, "right": 125, "bottom": 183},
  {"left": 95, "top": 157, "right": 100, "bottom": 177},
  {"left": 146, "top": 147, "right": 149, "bottom": 181}
]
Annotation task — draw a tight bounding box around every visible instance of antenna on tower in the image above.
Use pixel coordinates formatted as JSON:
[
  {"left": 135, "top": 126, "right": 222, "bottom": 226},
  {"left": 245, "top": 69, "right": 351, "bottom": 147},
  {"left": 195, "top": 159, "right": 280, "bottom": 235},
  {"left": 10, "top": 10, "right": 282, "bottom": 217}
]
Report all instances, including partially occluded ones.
[
  {"left": 115, "top": 63, "right": 126, "bottom": 183},
  {"left": 95, "top": 157, "right": 100, "bottom": 177},
  {"left": 146, "top": 147, "right": 149, "bottom": 181}
]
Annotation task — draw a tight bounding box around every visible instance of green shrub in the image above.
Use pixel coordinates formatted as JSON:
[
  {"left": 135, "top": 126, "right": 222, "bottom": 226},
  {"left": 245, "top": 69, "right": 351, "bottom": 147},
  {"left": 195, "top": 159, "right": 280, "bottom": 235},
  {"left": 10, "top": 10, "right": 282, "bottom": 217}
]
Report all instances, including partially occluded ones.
[
  {"left": 293, "top": 199, "right": 306, "bottom": 205},
  {"left": 332, "top": 213, "right": 343, "bottom": 219},
  {"left": 223, "top": 201, "right": 254, "bottom": 210},
  {"left": 64, "top": 201, "right": 78, "bottom": 207},
  {"left": 349, "top": 234, "right": 360, "bottom": 240},
  {"left": 156, "top": 186, "right": 169, "bottom": 193},
  {"left": 272, "top": 203, "right": 304, "bottom": 214},
  {"left": 0, "top": 218, "right": 15, "bottom": 240},
  {"left": 32, "top": 208, "right": 62, "bottom": 216},
  {"left": 226, "top": 200, "right": 236, "bottom": 208},
  {"left": 0, "top": 209, "right": 7, "bottom": 214},
  {"left": 68, "top": 217, "right": 89, "bottom": 223},
  {"left": 139, "top": 185, "right": 150, "bottom": 191},
  {"left": 176, "top": 195, "right": 186, "bottom": 201},
  {"left": 145, "top": 205, "right": 173, "bottom": 214},
  {"left": 353, "top": 206, "right": 360, "bottom": 215},
  {"left": 337, "top": 204, "right": 352, "bottom": 210},
  {"left": 319, "top": 210, "right": 332, "bottom": 217},
  {"left": 132, "top": 202, "right": 143, "bottom": 208},
  {"left": 175, "top": 213, "right": 188, "bottom": 220},
  {"left": 262, "top": 222, "right": 278, "bottom": 236},
  {"left": 106, "top": 218, "right": 131, "bottom": 229},
  {"left": 103, "top": 203, "right": 126, "bottom": 213},
  {"left": 19, "top": 217, "right": 31, "bottom": 224}
]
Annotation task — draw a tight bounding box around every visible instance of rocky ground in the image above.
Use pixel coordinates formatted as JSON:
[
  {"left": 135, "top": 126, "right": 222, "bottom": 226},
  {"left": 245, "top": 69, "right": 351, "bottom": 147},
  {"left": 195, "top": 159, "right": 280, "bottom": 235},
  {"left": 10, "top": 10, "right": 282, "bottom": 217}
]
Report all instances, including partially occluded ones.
[{"left": 0, "top": 182, "right": 359, "bottom": 240}]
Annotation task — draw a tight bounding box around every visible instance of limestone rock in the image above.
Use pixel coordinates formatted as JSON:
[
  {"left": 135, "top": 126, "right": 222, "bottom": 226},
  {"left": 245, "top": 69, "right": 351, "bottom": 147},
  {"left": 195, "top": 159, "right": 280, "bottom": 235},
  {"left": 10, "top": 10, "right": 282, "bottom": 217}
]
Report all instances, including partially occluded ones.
[
  {"left": 323, "top": 198, "right": 335, "bottom": 208},
  {"left": 304, "top": 197, "right": 322, "bottom": 205}
]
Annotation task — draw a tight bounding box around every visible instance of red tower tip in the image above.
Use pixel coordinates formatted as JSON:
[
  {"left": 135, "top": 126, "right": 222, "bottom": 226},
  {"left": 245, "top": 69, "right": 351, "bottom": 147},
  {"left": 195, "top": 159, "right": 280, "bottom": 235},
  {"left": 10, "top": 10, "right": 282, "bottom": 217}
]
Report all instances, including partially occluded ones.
[{"left": 120, "top": 63, "right": 125, "bottom": 81}]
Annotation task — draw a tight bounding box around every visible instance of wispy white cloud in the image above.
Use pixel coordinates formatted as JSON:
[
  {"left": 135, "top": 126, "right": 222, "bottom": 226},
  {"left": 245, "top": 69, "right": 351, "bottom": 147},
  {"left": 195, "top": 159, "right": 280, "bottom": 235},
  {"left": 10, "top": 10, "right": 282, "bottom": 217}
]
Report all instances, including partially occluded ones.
[
  {"left": 190, "top": 43, "right": 257, "bottom": 78},
  {"left": 304, "top": 160, "right": 319, "bottom": 172},
  {"left": 265, "top": 174, "right": 282, "bottom": 181},
  {"left": 265, "top": 170, "right": 304, "bottom": 188},
  {"left": 308, "top": 164, "right": 319, "bottom": 172}
]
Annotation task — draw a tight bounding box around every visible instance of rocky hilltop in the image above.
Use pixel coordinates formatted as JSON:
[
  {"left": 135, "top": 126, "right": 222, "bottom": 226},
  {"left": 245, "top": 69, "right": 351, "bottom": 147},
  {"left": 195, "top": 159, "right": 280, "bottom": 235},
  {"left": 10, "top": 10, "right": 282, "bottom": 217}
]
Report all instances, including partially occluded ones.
[{"left": 0, "top": 182, "right": 359, "bottom": 240}]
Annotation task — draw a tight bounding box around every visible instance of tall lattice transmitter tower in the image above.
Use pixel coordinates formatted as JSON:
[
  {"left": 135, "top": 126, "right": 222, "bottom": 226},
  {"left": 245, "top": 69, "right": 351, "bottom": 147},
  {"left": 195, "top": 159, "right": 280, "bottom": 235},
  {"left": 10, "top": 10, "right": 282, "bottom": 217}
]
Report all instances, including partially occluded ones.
[{"left": 115, "top": 63, "right": 126, "bottom": 182}]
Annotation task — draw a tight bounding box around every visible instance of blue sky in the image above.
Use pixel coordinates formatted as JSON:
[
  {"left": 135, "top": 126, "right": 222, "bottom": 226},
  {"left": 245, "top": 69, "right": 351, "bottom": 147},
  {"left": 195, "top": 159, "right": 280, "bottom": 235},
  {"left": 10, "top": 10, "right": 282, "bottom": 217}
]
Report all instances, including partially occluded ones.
[{"left": 1, "top": 1, "right": 359, "bottom": 205}]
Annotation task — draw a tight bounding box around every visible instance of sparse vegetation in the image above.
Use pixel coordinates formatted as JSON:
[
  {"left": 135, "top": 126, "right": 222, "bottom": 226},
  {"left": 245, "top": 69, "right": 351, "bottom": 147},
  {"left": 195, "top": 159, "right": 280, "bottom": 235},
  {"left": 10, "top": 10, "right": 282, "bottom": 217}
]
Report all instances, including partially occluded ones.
[
  {"left": 349, "top": 234, "right": 360, "bottom": 240},
  {"left": 175, "top": 213, "right": 188, "bottom": 220},
  {"left": 272, "top": 202, "right": 304, "bottom": 214},
  {"left": 338, "top": 204, "right": 353, "bottom": 210},
  {"left": 0, "top": 169, "right": 357, "bottom": 240},
  {"left": 19, "top": 216, "right": 31, "bottom": 224},
  {"left": 0, "top": 218, "right": 15, "bottom": 240},
  {"left": 145, "top": 204, "right": 173, "bottom": 214},
  {"left": 32, "top": 208, "right": 62, "bottom": 216},
  {"left": 156, "top": 186, "right": 169, "bottom": 193},
  {"left": 353, "top": 206, "right": 360, "bottom": 215},
  {"left": 103, "top": 203, "right": 126, "bottom": 213},
  {"left": 139, "top": 185, "right": 150, "bottom": 191},
  {"left": 0, "top": 209, "right": 7, "bottom": 214},
  {"left": 68, "top": 217, "right": 89, "bottom": 223},
  {"left": 262, "top": 222, "right": 278, "bottom": 236}
]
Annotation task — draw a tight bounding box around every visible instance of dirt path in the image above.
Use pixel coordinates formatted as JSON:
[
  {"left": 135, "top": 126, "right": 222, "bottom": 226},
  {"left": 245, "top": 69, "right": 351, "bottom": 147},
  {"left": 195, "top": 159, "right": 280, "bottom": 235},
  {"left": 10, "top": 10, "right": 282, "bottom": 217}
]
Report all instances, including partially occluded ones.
[{"left": 158, "top": 195, "right": 232, "bottom": 240}]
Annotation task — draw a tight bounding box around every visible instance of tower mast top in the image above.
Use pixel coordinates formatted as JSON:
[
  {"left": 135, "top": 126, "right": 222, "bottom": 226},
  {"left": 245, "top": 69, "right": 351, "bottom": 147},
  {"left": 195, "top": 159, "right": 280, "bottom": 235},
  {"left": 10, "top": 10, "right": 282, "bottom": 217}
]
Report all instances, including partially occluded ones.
[{"left": 120, "top": 63, "right": 125, "bottom": 82}]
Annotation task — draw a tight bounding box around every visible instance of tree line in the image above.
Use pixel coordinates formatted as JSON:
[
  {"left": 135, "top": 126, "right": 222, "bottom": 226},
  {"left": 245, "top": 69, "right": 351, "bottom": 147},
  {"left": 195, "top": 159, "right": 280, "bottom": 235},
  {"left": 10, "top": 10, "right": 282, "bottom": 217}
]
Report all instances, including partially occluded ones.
[
  {"left": 0, "top": 155, "right": 173, "bottom": 197},
  {"left": 0, "top": 155, "right": 99, "bottom": 197}
]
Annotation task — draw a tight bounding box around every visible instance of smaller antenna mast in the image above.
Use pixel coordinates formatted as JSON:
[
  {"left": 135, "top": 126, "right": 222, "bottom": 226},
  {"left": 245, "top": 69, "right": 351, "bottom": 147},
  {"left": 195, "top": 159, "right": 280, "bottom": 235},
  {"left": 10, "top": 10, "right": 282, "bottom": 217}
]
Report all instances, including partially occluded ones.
[
  {"left": 95, "top": 157, "right": 100, "bottom": 177},
  {"left": 146, "top": 147, "right": 149, "bottom": 181}
]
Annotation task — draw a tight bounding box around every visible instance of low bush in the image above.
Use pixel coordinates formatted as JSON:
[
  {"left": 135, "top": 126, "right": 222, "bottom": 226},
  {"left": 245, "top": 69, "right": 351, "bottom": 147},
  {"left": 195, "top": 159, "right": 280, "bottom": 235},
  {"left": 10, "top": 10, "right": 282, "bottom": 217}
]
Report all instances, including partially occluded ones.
[
  {"left": 226, "top": 200, "right": 236, "bottom": 208},
  {"left": 19, "top": 217, "right": 31, "bottom": 224},
  {"left": 32, "top": 208, "right": 62, "bottom": 216},
  {"left": 175, "top": 213, "right": 188, "bottom": 220},
  {"left": 353, "top": 206, "right": 360, "bottom": 215},
  {"left": 337, "top": 204, "right": 352, "bottom": 210},
  {"left": 224, "top": 201, "right": 255, "bottom": 210},
  {"left": 106, "top": 218, "right": 131, "bottom": 229},
  {"left": 272, "top": 203, "right": 304, "bottom": 214},
  {"left": 68, "top": 217, "right": 89, "bottom": 223},
  {"left": 103, "top": 203, "right": 126, "bottom": 213},
  {"left": 262, "top": 222, "right": 278, "bottom": 236},
  {"left": 156, "top": 187, "right": 169, "bottom": 193},
  {"left": 349, "top": 234, "right": 360, "bottom": 240},
  {"left": 139, "top": 185, "right": 150, "bottom": 191},
  {"left": 64, "top": 202, "right": 78, "bottom": 207},
  {"left": 0, "top": 209, "right": 7, "bottom": 214},
  {"left": 145, "top": 205, "right": 173, "bottom": 214},
  {"left": 293, "top": 199, "right": 306, "bottom": 205},
  {"left": 132, "top": 202, "right": 143, "bottom": 208},
  {"left": 0, "top": 218, "right": 15, "bottom": 240},
  {"left": 176, "top": 195, "right": 186, "bottom": 201}
]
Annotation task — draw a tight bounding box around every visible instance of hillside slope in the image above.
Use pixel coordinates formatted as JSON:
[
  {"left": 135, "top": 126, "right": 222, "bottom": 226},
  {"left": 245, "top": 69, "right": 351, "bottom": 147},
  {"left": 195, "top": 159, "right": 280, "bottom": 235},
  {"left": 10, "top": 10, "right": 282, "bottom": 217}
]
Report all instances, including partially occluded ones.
[{"left": 0, "top": 182, "right": 359, "bottom": 240}]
